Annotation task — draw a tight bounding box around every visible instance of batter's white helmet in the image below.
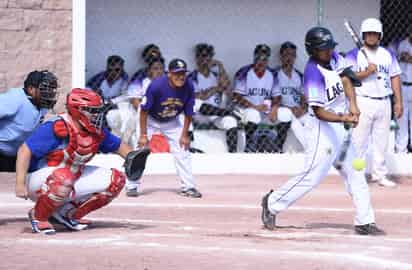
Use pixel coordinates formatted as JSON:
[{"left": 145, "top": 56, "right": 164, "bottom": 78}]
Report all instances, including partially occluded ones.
[{"left": 360, "top": 18, "right": 383, "bottom": 39}]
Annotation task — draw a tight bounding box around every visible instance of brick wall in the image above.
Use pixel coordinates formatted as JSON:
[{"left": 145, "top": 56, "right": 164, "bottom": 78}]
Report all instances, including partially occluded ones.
[{"left": 0, "top": 0, "right": 71, "bottom": 112}]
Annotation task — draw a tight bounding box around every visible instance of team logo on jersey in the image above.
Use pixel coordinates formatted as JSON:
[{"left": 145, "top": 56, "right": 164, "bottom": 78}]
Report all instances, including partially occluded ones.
[
  {"left": 248, "top": 88, "right": 271, "bottom": 96},
  {"left": 326, "top": 82, "right": 344, "bottom": 101}
]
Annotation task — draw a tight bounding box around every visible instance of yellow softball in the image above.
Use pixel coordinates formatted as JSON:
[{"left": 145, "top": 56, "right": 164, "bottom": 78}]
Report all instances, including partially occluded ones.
[{"left": 352, "top": 158, "right": 366, "bottom": 171}]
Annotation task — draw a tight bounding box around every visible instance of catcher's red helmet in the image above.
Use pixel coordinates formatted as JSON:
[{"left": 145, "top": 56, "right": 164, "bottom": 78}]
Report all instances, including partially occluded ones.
[{"left": 66, "top": 88, "right": 105, "bottom": 134}]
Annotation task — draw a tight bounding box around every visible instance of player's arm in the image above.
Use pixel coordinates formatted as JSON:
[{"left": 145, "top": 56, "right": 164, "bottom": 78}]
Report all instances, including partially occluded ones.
[
  {"left": 341, "top": 76, "right": 360, "bottom": 122},
  {"left": 15, "top": 143, "right": 31, "bottom": 199},
  {"left": 138, "top": 109, "right": 149, "bottom": 147},
  {"left": 312, "top": 106, "right": 357, "bottom": 125},
  {"left": 195, "top": 86, "right": 220, "bottom": 100},
  {"left": 180, "top": 115, "right": 192, "bottom": 150},
  {"left": 213, "top": 60, "right": 231, "bottom": 91},
  {"left": 354, "top": 63, "right": 377, "bottom": 80},
  {"left": 391, "top": 74, "right": 403, "bottom": 119},
  {"left": 268, "top": 95, "right": 281, "bottom": 122},
  {"left": 399, "top": 51, "right": 412, "bottom": 64}
]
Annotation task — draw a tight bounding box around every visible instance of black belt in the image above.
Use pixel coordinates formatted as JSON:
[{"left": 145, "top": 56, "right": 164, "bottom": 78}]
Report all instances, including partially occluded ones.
[
  {"left": 402, "top": 82, "right": 412, "bottom": 86},
  {"left": 358, "top": 94, "right": 389, "bottom": 100}
]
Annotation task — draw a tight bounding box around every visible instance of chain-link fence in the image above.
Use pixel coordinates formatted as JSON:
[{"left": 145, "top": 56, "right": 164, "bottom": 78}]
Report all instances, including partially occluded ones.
[{"left": 85, "top": 0, "right": 411, "bottom": 154}]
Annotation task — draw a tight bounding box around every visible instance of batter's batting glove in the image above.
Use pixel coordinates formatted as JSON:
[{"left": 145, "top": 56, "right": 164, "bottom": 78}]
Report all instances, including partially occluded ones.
[{"left": 123, "top": 147, "right": 151, "bottom": 181}]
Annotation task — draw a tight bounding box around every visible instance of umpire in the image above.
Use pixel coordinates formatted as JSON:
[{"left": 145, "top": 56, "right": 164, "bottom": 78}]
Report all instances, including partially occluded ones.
[{"left": 0, "top": 70, "right": 58, "bottom": 172}]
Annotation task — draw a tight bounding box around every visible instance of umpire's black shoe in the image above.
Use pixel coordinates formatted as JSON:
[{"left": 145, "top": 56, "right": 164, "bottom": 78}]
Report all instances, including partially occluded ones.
[
  {"left": 261, "top": 190, "right": 276, "bottom": 230},
  {"left": 179, "top": 188, "right": 202, "bottom": 198},
  {"left": 354, "top": 223, "right": 386, "bottom": 236}
]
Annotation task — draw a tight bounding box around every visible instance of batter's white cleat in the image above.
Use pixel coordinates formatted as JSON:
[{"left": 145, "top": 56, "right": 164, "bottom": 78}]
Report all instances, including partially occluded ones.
[
  {"left": 261, "top": 190, "right": 276, "bottom": 230},
  {"left": 377, "top": 177, "right": 396, "bottom": 187}
]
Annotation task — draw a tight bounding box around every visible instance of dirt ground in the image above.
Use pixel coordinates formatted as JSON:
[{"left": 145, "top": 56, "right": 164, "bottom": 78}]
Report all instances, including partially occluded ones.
[{"left": 1, "top": 173, "right": 412, "bottom": 270}]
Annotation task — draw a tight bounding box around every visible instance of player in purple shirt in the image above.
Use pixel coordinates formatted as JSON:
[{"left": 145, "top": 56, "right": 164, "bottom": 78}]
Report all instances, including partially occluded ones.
[{"left": 127, "top": 58, "right": 201, "bottom": 198}]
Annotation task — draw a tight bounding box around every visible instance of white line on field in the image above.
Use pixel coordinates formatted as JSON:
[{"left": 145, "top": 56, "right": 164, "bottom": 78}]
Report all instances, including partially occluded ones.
[
  {"left": 1, "top": 214, "right": 411, "bottom": 243},
  {"left": 4, "top": 237, "right": 411, "bottom": 269},
  {"left": 1, "top": 201, "right": 412, "bottom": 214}
]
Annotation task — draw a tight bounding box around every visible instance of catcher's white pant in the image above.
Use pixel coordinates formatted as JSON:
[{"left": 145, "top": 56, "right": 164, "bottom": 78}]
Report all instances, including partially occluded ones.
[
  {"left": 268, "top": 115, "right": 375, "bottom": 225},
  {"left": 352, "top": 96, "right": 391, "bottom": 180},
  {"left": 26, "top": 166, "right": 115, "bottom": 203},
  {"left": 396, "top": 85, "right": 412, "bottom": 153},
  {"left": 126, "top": 116, "right": 196, "bottom": 191}
]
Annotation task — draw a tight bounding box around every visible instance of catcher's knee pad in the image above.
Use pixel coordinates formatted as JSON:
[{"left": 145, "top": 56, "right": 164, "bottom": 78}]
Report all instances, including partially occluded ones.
[
  {"left": 35, "top": 168, "right": 76, "bottom": 221},
  {"left": 72, "top": 169, "right": 125, "bottom": 220}
]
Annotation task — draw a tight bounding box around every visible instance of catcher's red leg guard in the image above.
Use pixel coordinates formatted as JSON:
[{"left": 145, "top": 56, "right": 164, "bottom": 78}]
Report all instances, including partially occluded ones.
[
  {"left": 72, "top": 169, "right": 125, "bottom": 220},
  {"left": 34, "top": 168, "right": 76, "bottom": 221}
]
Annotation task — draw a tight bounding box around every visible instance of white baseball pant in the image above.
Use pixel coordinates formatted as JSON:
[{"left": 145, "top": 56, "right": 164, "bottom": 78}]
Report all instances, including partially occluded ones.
[
  {"left": 27, "top": 166, "right": 116, "bottom": 203},
  {"left": 352, "top": 96, "right": 391, "bottom": 181},
  {"left": 126, "top": 116, "right": 196, "bottom": 191},
  {"left": 268, "top": 115, "right": 375, "bottom": 225}
]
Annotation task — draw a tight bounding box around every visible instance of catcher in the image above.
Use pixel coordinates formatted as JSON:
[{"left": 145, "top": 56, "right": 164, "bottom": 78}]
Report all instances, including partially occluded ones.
[{"left": 15, "top": 88, "right": 150, "bottom": 235}]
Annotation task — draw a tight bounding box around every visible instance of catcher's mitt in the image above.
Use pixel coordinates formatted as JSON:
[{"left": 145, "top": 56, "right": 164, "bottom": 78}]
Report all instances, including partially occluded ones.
[{"left": 123, "top": 147, "right": 151, "bottom": 181}]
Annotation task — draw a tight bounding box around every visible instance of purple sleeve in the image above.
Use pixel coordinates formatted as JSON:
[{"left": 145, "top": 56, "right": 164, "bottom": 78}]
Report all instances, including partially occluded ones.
[
  {"left": 140, "top": 83, "right": 155, "bottom": 111},
  {"left": 99, "top": 128, "right": 121, "bottom": 153},
  {"left": 345, "top": 48, "right": 359, "bottom": 71},
  {"left": 184, "top": 82, "right": 195, "bottom": 116},
  {"left": 25, "top": 121, "right": 62, "bottom": 158},
  {"left": 233, "top": 65, "right": 250, "bottom": 95},
  {"left": 303, "top": 61, "right": 326, "bottom": 107}
]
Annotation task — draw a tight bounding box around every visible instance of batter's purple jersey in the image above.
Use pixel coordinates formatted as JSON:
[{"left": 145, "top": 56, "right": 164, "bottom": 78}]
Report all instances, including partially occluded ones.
[{"left": 140, "top": 74, "right": 195, "bottom": 122}]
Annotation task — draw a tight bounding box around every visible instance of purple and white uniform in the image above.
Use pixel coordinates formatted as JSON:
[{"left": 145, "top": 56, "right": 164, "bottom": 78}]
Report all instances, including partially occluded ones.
[
  {"left": 189, "top": 70, "right": 237, "bottom": 130},
  {"left": 346, "top": 46, "right": 401, "bottom": 180},
  {"left": 267, "top": 52, "right": 376, "bottom": 226},
  {"left": 128, "top": 74, "right": 196, "bottom": 191},
  {"left": 233, "top": 65, "right": 280, "bottom": 124}
]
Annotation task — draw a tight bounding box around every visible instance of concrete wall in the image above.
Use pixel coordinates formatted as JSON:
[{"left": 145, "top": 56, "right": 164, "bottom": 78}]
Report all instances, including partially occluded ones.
[
  {"left": 86, "top": 0, "right": 380, "bottom": 81},
  {"left": 0, "top": 0, "right": 72, "bottom": 112}
]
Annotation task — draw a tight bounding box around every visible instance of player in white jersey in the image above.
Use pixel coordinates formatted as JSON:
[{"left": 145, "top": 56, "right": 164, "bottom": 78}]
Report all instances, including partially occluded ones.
[
  {"left": 271, "top": 41, "right": 307, "bottom": 150},
  {"left": 233, "top": 44, "right": 281, "bottom": 152},
  {"left": 261, "top": 27, "right": 385, "bottom": 235},
  {"left": 395, "top": 25, "right": 412, "bottom": 153},
  {"left": 188, "top": 43, "right": 239, "bottom": 152},
  {"left": 345, "top": 18, "right": 402, "bottom": 187},
  {"left": 125, "top": 56, "right": 166, "bottom": 196}
]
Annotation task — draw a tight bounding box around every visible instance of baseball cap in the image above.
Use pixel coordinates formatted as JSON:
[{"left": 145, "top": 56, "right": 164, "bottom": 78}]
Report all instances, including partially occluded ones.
[
  {"left": 168, "top": 58, "right": 187, "bottom": 73},
  {"left": 280, "top": 41, "right": 297, "bottom": 52}
]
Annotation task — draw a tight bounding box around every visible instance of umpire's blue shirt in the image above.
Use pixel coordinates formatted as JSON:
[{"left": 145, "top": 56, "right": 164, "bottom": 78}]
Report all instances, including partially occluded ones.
[{"left": 0, "top": 88, "right": 46, "bottom": 156}]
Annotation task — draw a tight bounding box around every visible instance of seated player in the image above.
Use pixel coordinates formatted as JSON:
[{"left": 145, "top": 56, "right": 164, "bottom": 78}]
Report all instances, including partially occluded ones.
[
  {"left": 188, "top": 43, "right": 239, "bottom": 152},
  {"left": 232, "top": 44, "right": 281, "bottom": 152}
]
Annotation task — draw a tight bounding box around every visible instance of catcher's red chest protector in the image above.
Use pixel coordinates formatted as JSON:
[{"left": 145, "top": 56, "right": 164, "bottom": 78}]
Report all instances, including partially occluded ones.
[{"left": 47, "top": 113, "right": 104, "bottom": 177}]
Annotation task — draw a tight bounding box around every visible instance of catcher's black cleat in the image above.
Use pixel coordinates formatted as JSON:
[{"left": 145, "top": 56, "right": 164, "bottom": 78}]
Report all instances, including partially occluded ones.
[
  {"left": 261, "top": 190, "right": 276, "bottom": 230},
  {"left": 179, "top": 188, "right": 202, "bottom": 198},
  {"left": 49, "top": 212, "right": 88, "bottom": 231},
  {"left": 354, "top": 223, "right": 386, "bottom": 236}
]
